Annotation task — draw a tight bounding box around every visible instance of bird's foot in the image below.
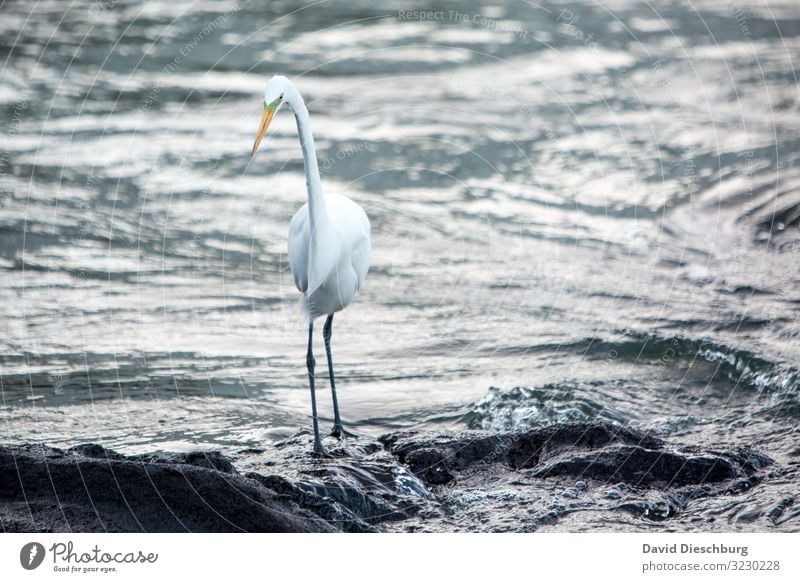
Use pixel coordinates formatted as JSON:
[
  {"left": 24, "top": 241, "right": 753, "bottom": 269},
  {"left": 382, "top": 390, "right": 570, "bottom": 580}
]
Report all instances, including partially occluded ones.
[{"left": 330, "top": 424, "right": 357, "bottom": 439}]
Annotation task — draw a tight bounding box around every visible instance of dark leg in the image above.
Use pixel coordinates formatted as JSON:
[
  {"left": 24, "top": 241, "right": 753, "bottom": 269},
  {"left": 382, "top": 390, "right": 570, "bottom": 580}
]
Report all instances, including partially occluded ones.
[
  {"left": 323, "top": 314, "right": 344, "bottom": 437},
  {"left": 306, "top": 320, "right": 324, "bottom": 454}
]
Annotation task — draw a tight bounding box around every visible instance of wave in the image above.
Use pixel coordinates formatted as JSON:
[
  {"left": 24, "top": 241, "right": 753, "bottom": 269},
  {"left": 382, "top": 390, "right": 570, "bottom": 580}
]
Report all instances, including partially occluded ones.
[
  {"left": 570, "top": 333, "right": 800, "bottom": 396},
  {"left": 466, "top": 384, "right": 629, "bottom": 431}
]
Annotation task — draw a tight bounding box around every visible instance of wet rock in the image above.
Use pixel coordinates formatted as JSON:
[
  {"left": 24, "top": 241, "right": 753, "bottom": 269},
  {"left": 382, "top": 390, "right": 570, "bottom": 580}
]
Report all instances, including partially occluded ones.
[
  {"left": 0, "top": 422, "right": 792, "bottom": 532},
  {"left": 67, "top": 443, "right": 126, "bottom": 460},
  {"left": 529, "top": 446, "right": 741, "bottom": 486},
  {"left": 0, "top": 443, "right": 332, "bottom": 532},
  {"left": 616, "top": 498, "right": 679, "bottom": 521},
  {"left": 166, "top": 451, "right": 236, "bottom": 474},
  {"left": 246, "top": 473, "right": 376, "bottom": 533},
  {"left": 376, "top": 422, "right": 782, "bottom": 531},
  {"left": 381, "top": 422, "right": 665, "bottom": 478},
  {"left": 766, "top": 496, "right": 795, "bottom": 525},
  {"left": 380, "top": 423, "right": 769, "bottom": 489}
]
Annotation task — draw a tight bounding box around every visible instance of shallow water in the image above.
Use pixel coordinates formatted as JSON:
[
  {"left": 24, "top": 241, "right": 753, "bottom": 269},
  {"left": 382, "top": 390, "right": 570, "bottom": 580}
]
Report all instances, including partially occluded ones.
[{"left": 0, "top": 0, "right": 799, "bottom": 528}]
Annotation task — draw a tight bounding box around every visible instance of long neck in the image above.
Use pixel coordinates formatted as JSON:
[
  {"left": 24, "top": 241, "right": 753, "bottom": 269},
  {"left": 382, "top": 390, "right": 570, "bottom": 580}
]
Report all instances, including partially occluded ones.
[{"left": 287, "top": 85, "right": 327, "bottom": 227}]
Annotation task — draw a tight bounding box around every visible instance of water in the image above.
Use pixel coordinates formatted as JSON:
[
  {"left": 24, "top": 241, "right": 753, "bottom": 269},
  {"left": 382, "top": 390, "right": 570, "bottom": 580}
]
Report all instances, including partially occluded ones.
[{"left": 0, "top": 0, "right": 798, "bottom": 507}]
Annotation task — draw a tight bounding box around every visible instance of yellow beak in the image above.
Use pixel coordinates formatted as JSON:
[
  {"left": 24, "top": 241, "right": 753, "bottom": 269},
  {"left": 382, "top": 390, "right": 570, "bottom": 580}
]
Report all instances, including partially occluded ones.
[{"left": 251, "top": 107, "right": 275, "bottom": 156}]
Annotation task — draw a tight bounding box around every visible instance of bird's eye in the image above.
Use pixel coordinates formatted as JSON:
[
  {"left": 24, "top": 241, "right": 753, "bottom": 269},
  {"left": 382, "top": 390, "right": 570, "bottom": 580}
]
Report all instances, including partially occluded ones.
[{"left": 279, "top": 94, "right": 283, "bottom": 100}]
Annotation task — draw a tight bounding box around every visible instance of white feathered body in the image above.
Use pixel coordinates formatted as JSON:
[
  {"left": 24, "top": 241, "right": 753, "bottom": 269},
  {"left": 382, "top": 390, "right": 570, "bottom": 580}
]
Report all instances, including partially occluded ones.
[{"left": 288, "top": 192, "right": 371, "bottom": 319}]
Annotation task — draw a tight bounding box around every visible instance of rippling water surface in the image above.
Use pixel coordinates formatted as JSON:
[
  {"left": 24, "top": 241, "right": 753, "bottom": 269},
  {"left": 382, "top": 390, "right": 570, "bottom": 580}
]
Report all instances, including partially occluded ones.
[{"left": 1, "top": 0, "right": 799, "bottom": 528}]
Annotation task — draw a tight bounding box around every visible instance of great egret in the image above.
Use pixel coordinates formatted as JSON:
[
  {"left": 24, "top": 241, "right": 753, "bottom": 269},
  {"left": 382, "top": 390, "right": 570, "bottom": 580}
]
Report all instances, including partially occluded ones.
[{"left": 251, "top": 75, "right": 371, "bottom": 454}]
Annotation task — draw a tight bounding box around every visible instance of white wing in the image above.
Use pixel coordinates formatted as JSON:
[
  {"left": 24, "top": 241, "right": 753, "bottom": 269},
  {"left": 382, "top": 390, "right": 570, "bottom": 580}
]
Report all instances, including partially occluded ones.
[
  {"left": 287, "top": 193, "right": 370, "bottom": 295},
  {"left": 288, "top": 205, "right": 310, "bottom": 293},
  {"left": 349, "top": 216, "right": 370, "bottom": 292}
]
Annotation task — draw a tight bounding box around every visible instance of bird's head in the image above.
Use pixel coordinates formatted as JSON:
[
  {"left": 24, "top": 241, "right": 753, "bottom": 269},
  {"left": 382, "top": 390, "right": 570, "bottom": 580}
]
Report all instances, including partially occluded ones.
[{"left": 252, "top": 75, "right": 291, "bottom": 156}]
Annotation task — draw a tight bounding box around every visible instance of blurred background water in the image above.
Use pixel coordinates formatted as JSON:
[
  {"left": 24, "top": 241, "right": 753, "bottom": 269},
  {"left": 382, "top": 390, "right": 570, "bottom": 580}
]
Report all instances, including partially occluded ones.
[{"left": 0, "top": 0, "right": 798, "bottom": 491}]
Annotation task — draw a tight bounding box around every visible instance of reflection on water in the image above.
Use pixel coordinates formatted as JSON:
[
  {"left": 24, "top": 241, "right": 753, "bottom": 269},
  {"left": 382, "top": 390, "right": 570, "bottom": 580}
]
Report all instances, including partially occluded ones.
[{"left": 0, "top": 0, "right": 798, "bottom": 485}]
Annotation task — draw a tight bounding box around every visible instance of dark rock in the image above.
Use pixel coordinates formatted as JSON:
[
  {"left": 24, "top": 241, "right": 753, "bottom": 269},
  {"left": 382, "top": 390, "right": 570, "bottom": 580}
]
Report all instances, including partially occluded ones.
[
  {"left": 529, "top": 445, "right": 741, "bottom": 486},
  {"left": 164, "top": 451, "right": 236, "bottom": 474},
  {"left": 766, "top": 496, "right": 795, "bottom": 525},
  {"left": 616, "top": 498, "right": 679, "bottom": 521},
  {"left": 0, "top": 422, "right": 790, "bottom": 532},
  {"left": 399, "top": 449, "right": 454, "bottom": 485},
  {"left": 237, "top": 437, "right": 432, "bottom": 532},
  {"left": 67, "top": 443, "right": 125, "bottom": 460},
  {"left": 380, "top": 423, "right": 764, "bottom": 489},
  {"left": 0, "top": 443, "right": 332, "bottom": 532}
]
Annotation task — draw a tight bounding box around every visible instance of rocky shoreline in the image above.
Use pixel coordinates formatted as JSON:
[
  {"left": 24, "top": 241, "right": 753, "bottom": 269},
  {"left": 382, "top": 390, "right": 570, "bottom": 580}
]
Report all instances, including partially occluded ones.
[{"left": 1, "top": 422, "right": 796, "bottom": 532}]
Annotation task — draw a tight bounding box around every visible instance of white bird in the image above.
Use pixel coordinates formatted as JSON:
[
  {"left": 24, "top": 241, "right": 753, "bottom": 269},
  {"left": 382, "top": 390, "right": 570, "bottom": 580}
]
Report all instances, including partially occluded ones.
[{"left": 251, "top": 75, "right": 371, "bottom": 454}]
